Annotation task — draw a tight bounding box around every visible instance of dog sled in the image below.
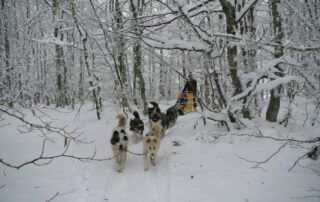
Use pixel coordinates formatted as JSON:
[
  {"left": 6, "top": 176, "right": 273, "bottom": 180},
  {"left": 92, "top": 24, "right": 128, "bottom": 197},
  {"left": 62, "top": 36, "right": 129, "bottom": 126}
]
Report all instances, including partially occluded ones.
[{"left": 176, "top": 91, "right": 194, "bottom": 114}]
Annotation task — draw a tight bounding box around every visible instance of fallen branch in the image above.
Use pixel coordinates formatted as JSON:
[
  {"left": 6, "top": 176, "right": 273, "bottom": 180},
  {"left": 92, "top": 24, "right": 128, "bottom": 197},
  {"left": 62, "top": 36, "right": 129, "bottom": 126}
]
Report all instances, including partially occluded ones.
[
  {"left": 235, "top": 142, "right": 288, "bottom": 169},
  {"left": 0, "top": 107, "right": 117, "bottom": 170},
  {"left": 46, "top": 192, "right": 60, "bottom": 202},
  {"left": 0, "top": 151, "right": 118, "bottom": 170},
  {"left": 0, "top": 107, "right": 88, "bottom": 144},
  {"left": 288, "top": 153, "right": 309, "bottom": 172}
]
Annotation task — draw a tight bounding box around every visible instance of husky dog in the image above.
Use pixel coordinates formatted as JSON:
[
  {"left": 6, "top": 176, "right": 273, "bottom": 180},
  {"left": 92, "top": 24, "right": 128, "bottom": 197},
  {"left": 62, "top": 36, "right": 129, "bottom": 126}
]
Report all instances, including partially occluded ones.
[
  {"left": 129, "top": 111, "right": 144, "bottom": 144},
  {"left": 148, "top": 101, "right": 162, "bottom": 118},
  {"left": 143, "top": 123, "right": 162, "bottom": 171},
  {"left": 148, "top": 102, "right": 178, "bottom": 138},
  {"left": 110, "top": 114, "right": 128, "bottom": 172}
]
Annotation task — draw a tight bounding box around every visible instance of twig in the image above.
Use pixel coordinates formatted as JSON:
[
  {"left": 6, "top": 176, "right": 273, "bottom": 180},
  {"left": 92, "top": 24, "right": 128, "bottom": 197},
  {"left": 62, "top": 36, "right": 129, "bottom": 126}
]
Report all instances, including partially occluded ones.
[
  {"left": 193, "top": 116, "right": 207, "bottom": 129},
  {"left": 74, "top": 91, "right": 91, "bottom": 120},
  {"left": 46, "top": 192, "right": 60, "bottom": 202},
  {"left": 60, "top": 189, "right": 76, "bottom": 196},
  {"left": 251, "top": 142, "right": 287, "bottom": 168},
  {"left": 0, "top": 122, "right": 10, "bottom": 127},
  {"left": 0, "top": 107, "right": 90, "bottom": 144},
  {"left": 291, "top": 195, "right": 320, "bottom": 200},
  {"left": 0, "top": 151, "right": 119, "bottom": 170},
  {"left": 206, "top": 117, "right": 230, "bottom": 131},
  {"left": 288, "top": 152, "right": 309, "bottom": 172},
  {"left": 230, "top": 132, "right": 320, "bottom": 144}
]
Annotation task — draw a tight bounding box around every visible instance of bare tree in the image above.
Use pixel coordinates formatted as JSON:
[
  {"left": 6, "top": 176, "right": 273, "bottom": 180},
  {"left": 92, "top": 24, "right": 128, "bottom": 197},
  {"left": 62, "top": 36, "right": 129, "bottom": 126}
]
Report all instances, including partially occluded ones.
[
  {"left": 266, "top": 0, "right": 284, "bottom": 122},
  {"left": 52, "top": 0, "right": 68, "bottom": 107},
  {"left": 130, "top": 0, "right": 148, "bottom": 114}
]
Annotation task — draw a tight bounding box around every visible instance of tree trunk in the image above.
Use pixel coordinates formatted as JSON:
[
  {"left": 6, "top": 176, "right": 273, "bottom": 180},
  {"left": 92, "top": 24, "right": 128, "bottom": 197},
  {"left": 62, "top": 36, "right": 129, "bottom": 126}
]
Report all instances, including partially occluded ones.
[
  {"left": 1, "top": 0, "right": 13, "bottom": 106},
  {"left": 219, "top": 0, "right": 243, "bottom": 122},
  {"left": 238, "top": 0, "right": 256, "bottom": 119},
  {"left": 71, "top": 0, "right": 102, "bottom": 120},
  {"left": 219, "top": 0, "right": 243, "bottom": 97},
  {"left": 52, "top": 0, "right": 68, "bottom": 107},
  {"left": 266, "top": 0, "right": 284, "bottom": 122},
  {"left": 159, "top": 49, "right": 166, "bottom": 98},
  {"left": 112, "top": 0, "right": 131, "bottom": 110},
  {"left": 130, "top": 0, "right": 147, "bottom": 113}
]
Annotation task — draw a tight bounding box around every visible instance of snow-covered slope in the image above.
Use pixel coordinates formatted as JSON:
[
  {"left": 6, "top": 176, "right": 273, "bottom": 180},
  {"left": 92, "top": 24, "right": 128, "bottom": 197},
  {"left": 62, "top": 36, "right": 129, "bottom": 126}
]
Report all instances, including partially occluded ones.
[{"left": 0, "top": 101, "right": 319, "bottom": 202}]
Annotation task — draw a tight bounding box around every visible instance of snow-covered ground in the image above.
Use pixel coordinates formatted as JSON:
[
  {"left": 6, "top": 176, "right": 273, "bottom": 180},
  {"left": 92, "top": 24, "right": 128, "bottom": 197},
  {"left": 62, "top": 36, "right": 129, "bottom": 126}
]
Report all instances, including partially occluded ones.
[{"left": 0, "top": 101, "right": 319, "bottom": 202}]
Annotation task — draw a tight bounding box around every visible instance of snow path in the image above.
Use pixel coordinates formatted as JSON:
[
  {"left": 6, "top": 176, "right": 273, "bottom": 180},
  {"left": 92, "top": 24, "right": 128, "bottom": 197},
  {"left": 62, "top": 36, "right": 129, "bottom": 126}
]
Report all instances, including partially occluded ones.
[
  {"left": 1, "top": 102, "right": 320, "bottom": 202},
  {"left": 101, "top": 127, "right": 173, "bottom": 202}
]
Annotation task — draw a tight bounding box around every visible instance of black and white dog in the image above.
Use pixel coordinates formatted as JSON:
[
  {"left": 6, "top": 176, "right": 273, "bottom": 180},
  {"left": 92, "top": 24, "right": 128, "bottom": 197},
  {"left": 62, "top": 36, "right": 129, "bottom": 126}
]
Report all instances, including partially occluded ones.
[
  {"left": 129, "top": 111, "right": 144, "bottom": 144},
  {"left": 148, "top": 102, "right": 178, "bottom": 138},
  {"left": 110, "top": 114, "right": 128, "bottom": 172}
]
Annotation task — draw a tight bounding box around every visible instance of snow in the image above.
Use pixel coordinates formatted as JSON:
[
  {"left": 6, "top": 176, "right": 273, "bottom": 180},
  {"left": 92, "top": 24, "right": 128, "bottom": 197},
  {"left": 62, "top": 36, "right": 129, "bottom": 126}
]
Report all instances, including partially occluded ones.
[{"left": 1, "top": 101, "right": 320, "bottom": 202}]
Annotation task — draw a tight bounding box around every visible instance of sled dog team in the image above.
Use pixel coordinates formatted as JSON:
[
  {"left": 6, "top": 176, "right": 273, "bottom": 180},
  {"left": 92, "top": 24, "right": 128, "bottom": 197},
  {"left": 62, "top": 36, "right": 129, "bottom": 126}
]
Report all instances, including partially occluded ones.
[{"left": 110, "top": 102, "right": 179, "bottom": 172}]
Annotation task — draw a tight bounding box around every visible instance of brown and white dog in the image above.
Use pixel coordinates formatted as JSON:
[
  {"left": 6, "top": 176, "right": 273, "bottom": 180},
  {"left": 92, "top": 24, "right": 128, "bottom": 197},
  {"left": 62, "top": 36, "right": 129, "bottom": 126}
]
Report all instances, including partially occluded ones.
[
  {"left": 110, "top": 114, "right": 128, "bottom": 172},
  {"left": 143, "top": 123, "right": 162, "bottom": 171}
]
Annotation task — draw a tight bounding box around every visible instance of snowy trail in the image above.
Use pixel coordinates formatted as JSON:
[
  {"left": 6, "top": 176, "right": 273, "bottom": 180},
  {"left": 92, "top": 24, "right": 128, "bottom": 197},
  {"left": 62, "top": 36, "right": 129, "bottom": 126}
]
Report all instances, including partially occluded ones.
[
  {"left": 1, "top": 103, "right": 320, "bottom": 202},
  {"left": 152, "top": 150, "right": 172, "bottom": 202},
  {"left": 101, "top": 137, "right": 172, "bottom": 202},
  {"left": 101, "top": 168, "right": 116, "bottom": 201}
]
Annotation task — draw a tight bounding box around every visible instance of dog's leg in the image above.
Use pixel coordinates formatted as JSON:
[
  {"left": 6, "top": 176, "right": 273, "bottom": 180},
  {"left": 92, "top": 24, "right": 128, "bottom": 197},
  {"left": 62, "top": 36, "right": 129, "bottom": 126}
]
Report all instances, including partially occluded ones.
[
  {"left": 116, "top": 154, "right": 122, "bottom": 172},
  {"left": 140, "top": 130, "right": 144, "bottom": 142},
  {"left": 117, "top": 153, "right": 125, "bottom": 172},
  {"left": 123, "top": 152, "right": 127, "bottom": 169},
  {"left": 113, "top": 149, "right": 121, "bottom": 171},
  {"left": 133, "top": 134, "right": 139, "bottom": 144},
  {"left": 135, "top": 135, "right": 139, "bottom": 144},
  {"left": 119, "top": 152, "right": 127, "bottom": 172},
  {"left": 132, "top": 134, "right": 136, "bottom": 144},
  {"left": 144, "top": 153, "right": 149, "bottom": 171},
  {"left": 151, "top": 157, "right": 156, "bottom": 166},
  {"left": 160, "top": 129, "right": 165, "bottom": 139}
]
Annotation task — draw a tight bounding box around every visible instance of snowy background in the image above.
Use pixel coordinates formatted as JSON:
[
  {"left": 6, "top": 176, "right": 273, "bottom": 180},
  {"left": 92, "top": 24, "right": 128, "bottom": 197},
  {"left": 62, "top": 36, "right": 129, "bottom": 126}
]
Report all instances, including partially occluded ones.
[{"left": 1, "top": 0, "right": 320, "bottom": 201}]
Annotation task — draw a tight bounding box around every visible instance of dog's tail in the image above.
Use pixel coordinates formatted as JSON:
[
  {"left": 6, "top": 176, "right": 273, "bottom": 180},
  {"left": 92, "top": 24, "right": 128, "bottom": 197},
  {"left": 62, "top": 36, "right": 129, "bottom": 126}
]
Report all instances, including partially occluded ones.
[
  {"left": 116, "top": 113, "right": 127, "bottom": 128},
  {"left": 151, "top": 123, "right": 163, "bottom": 136},
  {"left": 133, "top": 111, "right": 140, "bottom": 119}
]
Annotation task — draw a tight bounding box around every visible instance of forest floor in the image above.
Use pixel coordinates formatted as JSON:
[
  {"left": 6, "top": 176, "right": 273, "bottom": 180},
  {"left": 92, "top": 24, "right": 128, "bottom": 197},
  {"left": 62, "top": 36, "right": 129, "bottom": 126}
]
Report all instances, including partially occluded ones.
[{"left": 0, "top": 100, "right": 319, "bottom": 202}]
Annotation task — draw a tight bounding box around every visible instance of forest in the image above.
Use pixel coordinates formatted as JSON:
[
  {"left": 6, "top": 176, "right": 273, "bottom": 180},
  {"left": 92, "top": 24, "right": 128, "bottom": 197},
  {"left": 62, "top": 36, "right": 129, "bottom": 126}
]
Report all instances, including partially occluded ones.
[
  {"left": 0, "top": 0, "right": 320, "bottom": 201},
  {"left": 0, "top": 0, "right": 319, "bottom": 123}
]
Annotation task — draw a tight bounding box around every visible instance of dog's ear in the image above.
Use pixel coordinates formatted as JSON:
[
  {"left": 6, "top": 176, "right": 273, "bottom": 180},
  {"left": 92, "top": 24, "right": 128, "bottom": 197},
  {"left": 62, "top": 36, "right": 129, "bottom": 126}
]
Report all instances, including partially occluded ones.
[
  {"left": 112, "top": 131, "right": 119, "bottom": 137},
  {"left": 111, "top": 131, "right": 120, "bottom": 145},
  {"left": 146, "top": 138, "right": 151, "bottom": 143}
]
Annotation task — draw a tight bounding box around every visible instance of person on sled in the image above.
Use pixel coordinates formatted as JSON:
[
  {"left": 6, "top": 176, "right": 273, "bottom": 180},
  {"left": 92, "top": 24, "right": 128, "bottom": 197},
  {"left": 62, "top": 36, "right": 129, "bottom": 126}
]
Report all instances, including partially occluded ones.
[{"left": 182, "top": 73, "right": 198, "bottom": 109}]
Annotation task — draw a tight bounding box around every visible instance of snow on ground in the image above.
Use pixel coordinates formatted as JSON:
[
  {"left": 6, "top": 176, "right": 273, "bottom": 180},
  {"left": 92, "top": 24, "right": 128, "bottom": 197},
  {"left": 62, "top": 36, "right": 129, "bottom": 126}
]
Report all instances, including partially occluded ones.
[{"left": 0, "top": 100, "right": 319, "bottom": 202}]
